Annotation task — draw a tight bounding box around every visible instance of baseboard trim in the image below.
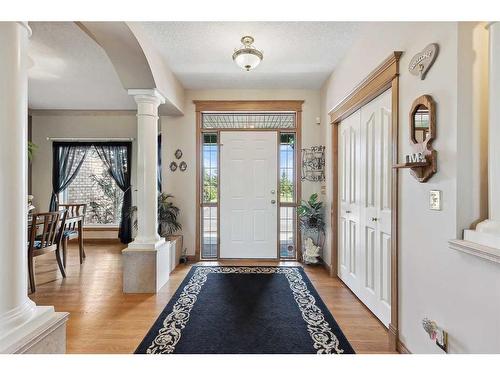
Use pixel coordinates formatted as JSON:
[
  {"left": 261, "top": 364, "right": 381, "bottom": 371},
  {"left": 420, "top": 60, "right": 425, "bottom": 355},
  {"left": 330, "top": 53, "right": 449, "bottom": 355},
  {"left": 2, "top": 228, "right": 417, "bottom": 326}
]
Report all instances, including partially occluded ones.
[
  {"left": 78, "top": 238, "right": 122, "bottom": 244},
  {"left": 322, "top": 261, "right": 333, "bottom": 276},
  {"left": 397, "top": 340, "right": 411, "bottom": 354}
]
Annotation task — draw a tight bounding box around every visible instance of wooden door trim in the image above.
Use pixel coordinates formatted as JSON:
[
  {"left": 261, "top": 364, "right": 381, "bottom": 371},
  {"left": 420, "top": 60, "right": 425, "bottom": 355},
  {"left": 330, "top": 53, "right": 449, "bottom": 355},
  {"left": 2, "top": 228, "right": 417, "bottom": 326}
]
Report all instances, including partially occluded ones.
[
  {"left": 193, "top": 100, "right": 304, "bottom": 112},
  {"left": 329, "top": 52, "right": 402, "bottom": 124},
  {"left": 328, "top": 51, "right": 402, "bottom": 352},
  {"left": 195, "top": 101, "right": 303, "bottom": 263}
]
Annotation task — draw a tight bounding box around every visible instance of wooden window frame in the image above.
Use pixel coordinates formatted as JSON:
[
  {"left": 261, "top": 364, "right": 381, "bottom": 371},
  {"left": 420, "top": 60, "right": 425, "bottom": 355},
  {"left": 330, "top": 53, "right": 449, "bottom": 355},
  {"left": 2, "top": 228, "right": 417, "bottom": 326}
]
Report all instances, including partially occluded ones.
[
  {"left": 194, "top": 100, "right": 303, "bottom": 262},
  {"left": 328, "top": 52, "right": 402, "bottom": 352}
]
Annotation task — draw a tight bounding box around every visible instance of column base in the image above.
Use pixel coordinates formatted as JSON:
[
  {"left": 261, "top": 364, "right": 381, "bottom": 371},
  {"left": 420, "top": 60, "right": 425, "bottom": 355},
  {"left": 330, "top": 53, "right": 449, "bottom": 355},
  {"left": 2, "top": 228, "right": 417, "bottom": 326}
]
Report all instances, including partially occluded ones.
[
  {"left": 122, "top": 240, "right": 171, "bottom": 293},
  {"left": 126, "top": 237, "right": 165, "bottom": 250},
  {"left": 465, "top": 219, "right": 500, "bottom": 249},
  {"left": 0, "top": 306, "right": 69, "bottom": 353}
]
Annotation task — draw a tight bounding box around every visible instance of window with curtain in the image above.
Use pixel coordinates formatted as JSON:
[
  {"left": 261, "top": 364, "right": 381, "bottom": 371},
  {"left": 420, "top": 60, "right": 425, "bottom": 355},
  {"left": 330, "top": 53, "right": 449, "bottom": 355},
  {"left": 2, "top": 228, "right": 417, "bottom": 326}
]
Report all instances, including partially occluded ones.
[
  {"left": 52, "top": 141, "right": 132, "bottom": 243},
  {"left": 63, "top": 148, "right": 124, "bottom": 225}
]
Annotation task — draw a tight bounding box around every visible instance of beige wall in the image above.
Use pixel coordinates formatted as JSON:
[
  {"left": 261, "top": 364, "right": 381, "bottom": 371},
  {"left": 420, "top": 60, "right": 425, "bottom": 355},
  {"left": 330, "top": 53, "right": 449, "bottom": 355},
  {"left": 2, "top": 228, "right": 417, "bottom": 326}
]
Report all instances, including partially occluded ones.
[
  {"left": 31, "top": 113, "right": 138, "bottom": 218},
  {"left": 321, "top": 22, "right": 499, "bottom": 353},
  {"left": 161, "top": 89, "right": 324, "bottom": 257}
]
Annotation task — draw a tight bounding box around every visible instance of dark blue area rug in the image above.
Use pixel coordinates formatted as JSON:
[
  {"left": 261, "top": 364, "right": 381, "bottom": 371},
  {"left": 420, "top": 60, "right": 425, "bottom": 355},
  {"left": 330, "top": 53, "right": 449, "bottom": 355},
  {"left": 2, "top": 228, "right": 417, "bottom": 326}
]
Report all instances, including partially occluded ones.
[{"left": 135, "top": 266, "right": 355, "bottom": 354}]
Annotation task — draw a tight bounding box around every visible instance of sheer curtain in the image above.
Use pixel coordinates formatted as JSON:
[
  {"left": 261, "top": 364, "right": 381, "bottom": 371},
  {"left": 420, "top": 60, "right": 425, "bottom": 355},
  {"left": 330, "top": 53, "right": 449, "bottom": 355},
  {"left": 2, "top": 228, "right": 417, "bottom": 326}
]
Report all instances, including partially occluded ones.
[
  {"left": 94, "top": 142, "right": 133, "bottom": 243},
  {"left": 50, "top": 143, "right": 88, "bottom": 211}
]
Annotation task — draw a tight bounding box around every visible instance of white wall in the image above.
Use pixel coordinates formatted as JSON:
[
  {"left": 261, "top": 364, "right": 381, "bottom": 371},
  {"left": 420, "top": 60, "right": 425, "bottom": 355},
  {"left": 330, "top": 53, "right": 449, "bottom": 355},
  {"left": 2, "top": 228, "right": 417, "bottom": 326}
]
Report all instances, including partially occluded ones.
[
  {"left": 321, "top": 22, "right": 500, "bottom": 353},
  {"left": 31, "top": 113, "right": 138, "bottom": 222},
  {"left": 161, "top": 89, "right": 323, "bottom": 257}
]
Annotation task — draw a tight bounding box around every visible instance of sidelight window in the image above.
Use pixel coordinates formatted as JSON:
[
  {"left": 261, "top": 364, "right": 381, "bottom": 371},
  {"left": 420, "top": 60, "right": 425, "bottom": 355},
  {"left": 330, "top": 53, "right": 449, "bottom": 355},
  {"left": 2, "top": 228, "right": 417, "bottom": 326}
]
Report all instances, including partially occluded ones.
[
  {"left": 279, "top": 133, "right": 296, "bottom": 259},
  {"left": 201, "top": 133, "right": 218, "bottom": 259}
]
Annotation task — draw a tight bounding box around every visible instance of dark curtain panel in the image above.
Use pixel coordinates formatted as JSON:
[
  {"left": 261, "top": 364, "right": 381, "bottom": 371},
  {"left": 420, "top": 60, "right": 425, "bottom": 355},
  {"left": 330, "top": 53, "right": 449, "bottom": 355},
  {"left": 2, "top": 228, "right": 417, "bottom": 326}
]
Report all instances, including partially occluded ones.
[
  {"left": 158, "top": 134, "right": 162, "bottom": 192},
  {"left": 50, "top": 143, "right": 89, "bottom": 211},
  {"left": 94, "top": 143, "right": 133, "bottom": 244}
]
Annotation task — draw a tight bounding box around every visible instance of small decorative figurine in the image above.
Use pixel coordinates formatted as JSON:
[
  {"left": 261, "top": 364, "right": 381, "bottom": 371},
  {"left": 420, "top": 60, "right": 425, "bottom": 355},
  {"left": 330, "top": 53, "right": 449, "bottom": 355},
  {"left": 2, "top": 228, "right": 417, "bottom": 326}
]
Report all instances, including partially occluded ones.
[
  {"left": 422, "top": 318, "right": 448, "bottom": 352},
  {"left": 303, "top": 237, "right": 320, "bottom": 264}
]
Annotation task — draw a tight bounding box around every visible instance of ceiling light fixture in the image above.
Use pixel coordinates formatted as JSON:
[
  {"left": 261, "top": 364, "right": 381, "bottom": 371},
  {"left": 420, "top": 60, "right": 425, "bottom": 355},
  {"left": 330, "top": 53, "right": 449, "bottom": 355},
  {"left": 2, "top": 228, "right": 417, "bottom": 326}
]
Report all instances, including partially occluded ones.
[{"left": 232, "top": 36, "right": 263, "bottom": 72}]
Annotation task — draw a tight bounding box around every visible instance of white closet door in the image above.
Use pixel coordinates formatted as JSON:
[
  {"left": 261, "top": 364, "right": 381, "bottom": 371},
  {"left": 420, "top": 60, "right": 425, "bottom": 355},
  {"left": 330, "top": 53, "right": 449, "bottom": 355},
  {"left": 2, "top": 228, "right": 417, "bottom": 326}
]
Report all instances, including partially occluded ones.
[
  {"left": 338, "top": 89, "right": 392, "bottom": 327},
  {"left": 338, "top": 110, "right": 361, "bottom": 292}
]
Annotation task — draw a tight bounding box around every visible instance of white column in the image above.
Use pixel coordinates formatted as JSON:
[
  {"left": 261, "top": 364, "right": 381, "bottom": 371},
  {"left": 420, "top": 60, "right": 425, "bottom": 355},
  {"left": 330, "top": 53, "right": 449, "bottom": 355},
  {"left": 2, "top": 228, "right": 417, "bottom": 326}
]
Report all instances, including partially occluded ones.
[
  {"left": 0, "top": 22, "right": 68, "bottom": 354},
  {"left": 127, "top": 89, "right": 165, "bottom": 249},
  {"left": 465, "top": 22, "right": 500, "bottom": 248},
  {"left": 122, "top": 89, "right": 171, "bottom": 293},
  {"left": 0, "top": 22, "right": 36, "bottom": 337},
  {"left": 485, "top": 22, "right": 500, "bottom": 225}
]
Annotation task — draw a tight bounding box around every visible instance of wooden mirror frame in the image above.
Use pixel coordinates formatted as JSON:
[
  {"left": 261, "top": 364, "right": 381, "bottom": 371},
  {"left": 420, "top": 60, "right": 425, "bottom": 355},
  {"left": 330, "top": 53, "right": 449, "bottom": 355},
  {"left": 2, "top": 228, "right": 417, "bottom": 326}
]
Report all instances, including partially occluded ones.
[
  {"left": 409, "top": 94, "right": 435, "bottom": 146},
  {"left": 394, "top": 94, "right": 437, "bottom": 182}
]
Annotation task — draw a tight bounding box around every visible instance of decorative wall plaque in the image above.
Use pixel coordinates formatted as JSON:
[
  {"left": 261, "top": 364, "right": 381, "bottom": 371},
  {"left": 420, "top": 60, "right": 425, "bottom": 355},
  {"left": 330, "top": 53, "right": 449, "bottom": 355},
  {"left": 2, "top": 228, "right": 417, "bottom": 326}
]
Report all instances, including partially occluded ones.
[
  {"left": 301, "top": 145, "right": 325, "bottom": 182},
  {"left": 408, "top": 43, "right": 439, "bottom": 80},
  {"left": 174, "top": 149, "right": 183, "bottom": 159},
  {"left": 169, "top": 161, "right": 178, "bottom": 172},
  {"left": 393, "top": 94, "right": 437, "bottom": 182},
  {"left": 179, "top": 161, "right": 187, "bottom": 172}
]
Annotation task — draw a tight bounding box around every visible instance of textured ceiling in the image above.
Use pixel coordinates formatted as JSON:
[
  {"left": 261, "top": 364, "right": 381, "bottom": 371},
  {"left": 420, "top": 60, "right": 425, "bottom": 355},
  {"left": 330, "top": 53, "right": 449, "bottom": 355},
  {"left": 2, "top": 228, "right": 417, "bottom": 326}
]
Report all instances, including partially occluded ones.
[
  {"left": 135, "top": 22, "right": 362, "bottom": 90},
  {"left": 28, "top": 22, "right": 135, "bottom": 110},
  {"left": 27, "top": 22, "right": 362, "bottom": 110}
]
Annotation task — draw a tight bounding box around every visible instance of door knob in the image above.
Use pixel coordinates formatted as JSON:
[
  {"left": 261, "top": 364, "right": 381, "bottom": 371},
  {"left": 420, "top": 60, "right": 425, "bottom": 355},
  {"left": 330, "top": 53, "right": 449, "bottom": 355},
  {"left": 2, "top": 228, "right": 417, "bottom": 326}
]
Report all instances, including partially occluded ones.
[
  {"left": 271, "top": 200, "right": 276, "bottom": 204},
  {"left": 271, "top": 190, "right": 275, "bottom": 194},
  {"left": 371, "top": 217, "right": 378, "bottom": 222}
]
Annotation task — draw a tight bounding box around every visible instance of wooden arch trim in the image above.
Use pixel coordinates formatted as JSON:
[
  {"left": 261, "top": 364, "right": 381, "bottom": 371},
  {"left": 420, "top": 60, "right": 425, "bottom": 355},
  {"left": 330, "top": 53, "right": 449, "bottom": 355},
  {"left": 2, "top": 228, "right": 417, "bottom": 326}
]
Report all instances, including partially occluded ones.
[{"left": 328, "top": 51, "right": 402, "bottom": 352}]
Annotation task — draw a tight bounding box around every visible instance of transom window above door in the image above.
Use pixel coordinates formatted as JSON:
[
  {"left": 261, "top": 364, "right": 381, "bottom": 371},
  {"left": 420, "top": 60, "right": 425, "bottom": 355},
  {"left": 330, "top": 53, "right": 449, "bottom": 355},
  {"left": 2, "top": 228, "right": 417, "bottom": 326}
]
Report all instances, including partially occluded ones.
[{"left": 202, "top": 112, "right": 296, "bottom": 129}]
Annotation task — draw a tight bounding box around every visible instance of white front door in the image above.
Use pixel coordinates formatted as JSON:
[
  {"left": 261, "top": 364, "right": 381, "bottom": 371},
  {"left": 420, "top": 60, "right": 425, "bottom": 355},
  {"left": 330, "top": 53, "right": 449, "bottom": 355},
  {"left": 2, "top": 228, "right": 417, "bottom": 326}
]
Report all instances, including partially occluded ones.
[
  {"left": 338, "top": 89, "right": 392, "bottom": 327},
  {"left": 220, "top": 131, "right": 278, "bottom": 259}
]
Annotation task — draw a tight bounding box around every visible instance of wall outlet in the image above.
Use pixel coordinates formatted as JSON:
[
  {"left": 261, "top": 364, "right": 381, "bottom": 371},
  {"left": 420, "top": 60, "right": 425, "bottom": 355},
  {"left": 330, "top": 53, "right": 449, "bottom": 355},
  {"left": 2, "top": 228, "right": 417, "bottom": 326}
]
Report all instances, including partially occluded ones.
[{"left": 429, "top": 190, "right": 442, "bottom": 210}]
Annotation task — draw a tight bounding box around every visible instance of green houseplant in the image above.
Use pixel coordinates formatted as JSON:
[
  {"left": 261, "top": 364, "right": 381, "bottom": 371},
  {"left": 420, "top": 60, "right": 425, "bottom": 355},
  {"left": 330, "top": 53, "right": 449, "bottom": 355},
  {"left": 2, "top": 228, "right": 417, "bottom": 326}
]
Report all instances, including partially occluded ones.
[
  {"left": 298, "top": 193, "right": 325, "bottom": 264},
  {"left": 28, "top": 141, "right": 37, "bottom": 162},
  {"left": 157, "top": 193, "right": 182, "bottom": 237},
  {"left": 128, "top": 193, "right": 182, "bottom": 237}
]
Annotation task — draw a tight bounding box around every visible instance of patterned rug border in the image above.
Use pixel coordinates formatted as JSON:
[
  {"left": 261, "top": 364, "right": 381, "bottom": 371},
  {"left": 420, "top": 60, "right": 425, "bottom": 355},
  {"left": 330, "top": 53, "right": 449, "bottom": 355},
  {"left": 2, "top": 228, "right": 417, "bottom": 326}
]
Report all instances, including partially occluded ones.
[{"left": 135, "top": 265, "right": 355, "bottom": 354}]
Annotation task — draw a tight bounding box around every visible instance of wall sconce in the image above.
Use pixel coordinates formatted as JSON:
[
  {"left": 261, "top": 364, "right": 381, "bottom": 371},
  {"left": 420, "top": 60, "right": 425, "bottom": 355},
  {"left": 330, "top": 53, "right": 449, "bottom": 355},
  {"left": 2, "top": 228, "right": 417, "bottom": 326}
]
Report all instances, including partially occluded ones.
[{"left": 422, "top": 318, "right": 448, "bottom": 353}]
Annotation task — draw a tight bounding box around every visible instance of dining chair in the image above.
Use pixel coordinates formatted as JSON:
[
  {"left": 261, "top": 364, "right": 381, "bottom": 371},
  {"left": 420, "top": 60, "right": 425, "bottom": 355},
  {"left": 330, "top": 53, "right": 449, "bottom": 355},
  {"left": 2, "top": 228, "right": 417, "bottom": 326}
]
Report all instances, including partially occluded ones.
[
  {"left": 27, "top": 209, "right": 68, "bottom": 294},
  {"left": 58, "top": 203, "right": 86, "bottom": 266}
]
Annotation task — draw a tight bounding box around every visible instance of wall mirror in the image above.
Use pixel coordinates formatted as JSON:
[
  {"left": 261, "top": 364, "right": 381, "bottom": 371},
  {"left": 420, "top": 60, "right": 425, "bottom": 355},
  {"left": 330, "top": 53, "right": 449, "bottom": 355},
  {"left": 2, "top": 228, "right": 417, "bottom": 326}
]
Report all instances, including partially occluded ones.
[
  {"left": 410, "top": 95, "right": 435, "bottom": 145},
  {"left": 413, "top": 105, "right": 430, "bottom": 143}
]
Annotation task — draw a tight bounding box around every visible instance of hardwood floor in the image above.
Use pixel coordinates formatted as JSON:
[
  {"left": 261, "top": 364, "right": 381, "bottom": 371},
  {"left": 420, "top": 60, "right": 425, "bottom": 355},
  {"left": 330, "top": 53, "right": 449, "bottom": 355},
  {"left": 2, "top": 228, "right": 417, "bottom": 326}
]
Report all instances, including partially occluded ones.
[{"left": 30, "top": 240, "right": 396, "bottom": 354}]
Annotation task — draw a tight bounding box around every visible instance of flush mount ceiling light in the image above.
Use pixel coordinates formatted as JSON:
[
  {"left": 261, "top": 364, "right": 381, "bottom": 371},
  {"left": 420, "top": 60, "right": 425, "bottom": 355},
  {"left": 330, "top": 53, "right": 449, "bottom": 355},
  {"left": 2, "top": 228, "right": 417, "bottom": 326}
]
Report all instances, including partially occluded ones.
[{"left": 232, "top": 36, "right": 263, "bottom": 71}]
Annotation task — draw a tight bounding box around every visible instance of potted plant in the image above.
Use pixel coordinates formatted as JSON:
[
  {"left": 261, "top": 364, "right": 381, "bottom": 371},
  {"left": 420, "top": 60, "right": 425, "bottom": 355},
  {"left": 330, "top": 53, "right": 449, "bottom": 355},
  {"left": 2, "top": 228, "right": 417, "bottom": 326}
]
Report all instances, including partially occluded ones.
[
  {"left": 298, "top": 193, "right": 325, "bottom": 264},
  {"left": 128, "top": 193, "right": 182, "bottom": 237},
  {"left": 157, "top": 193, "right": 182, "bottom": 237}
]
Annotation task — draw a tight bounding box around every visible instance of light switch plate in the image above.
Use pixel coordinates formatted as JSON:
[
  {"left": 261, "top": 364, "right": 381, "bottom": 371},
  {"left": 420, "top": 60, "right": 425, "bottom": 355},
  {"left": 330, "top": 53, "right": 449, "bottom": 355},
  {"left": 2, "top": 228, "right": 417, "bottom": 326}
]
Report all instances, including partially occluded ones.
[{"left": 429, "top": 190, "right": 442, "bottom": 210}]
